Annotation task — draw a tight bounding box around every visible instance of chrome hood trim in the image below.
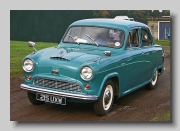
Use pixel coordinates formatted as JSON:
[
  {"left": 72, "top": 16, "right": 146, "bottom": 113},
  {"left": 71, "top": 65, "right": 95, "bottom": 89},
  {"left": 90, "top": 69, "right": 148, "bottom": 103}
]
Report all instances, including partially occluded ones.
[{"left": 50, "top": 56, "right": 71, "bottom": 61}]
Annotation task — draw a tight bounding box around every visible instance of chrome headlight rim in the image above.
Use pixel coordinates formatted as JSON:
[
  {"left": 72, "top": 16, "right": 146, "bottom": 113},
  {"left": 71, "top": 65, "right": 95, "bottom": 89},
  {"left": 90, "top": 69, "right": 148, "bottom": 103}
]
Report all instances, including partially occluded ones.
[
  {"left": 80, "top": 66, "right": 93, "bottom": 81},
  {"left": 22, "top": 58, "right": 34, "bottom": 72}
]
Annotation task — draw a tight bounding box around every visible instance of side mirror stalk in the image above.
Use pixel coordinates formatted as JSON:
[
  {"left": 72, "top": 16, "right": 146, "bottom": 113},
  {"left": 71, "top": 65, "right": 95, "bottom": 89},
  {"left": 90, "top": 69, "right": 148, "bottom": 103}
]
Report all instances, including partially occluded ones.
[{"left": 28, "top": 41, "right": 37, "bottom": 52}]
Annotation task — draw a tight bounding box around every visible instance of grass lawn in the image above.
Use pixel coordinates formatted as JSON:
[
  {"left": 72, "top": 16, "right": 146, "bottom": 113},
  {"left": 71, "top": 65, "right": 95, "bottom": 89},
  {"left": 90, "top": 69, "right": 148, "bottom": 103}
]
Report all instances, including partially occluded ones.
[
  {"left": 10, "top": 40, "right": 57, "bottom": 79},
  {"left": 154, "top": 40, "right": 171, "bottom": 50},
  {"left": 150, "top": 112, "right": 171, "bottom": 122},
  {"left": 154, "top": 40, "right": 170, "bottom": 46},
  {"left": 162, "top": 46, "right": 170, "bottom": 50}
]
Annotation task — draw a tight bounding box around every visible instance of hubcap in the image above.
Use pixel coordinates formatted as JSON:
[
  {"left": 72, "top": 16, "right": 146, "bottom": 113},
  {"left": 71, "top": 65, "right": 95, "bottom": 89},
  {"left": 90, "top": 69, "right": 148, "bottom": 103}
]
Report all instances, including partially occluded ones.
[
  {"left": 103, "top": 85, "right": 113, "bottom": 110},
  {"left": 152, "top": 70, "right": 158, "bottom": 85},
  {"left": 104, "top": 90, "right": 111, "bottom": 105}
]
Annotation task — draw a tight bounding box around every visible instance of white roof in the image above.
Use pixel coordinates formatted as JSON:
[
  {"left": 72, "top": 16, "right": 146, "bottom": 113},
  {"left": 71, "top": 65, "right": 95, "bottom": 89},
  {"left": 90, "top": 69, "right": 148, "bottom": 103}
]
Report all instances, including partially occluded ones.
[{"left": 114, "top": 16, "right": 129, "bottom": 19}]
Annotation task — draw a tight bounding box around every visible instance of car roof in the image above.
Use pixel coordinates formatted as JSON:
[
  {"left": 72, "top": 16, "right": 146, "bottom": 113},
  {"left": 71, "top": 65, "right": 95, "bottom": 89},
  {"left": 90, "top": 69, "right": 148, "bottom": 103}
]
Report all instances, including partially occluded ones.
[{"left": 70, "top": 18, "right": 148, "bottom": 30}]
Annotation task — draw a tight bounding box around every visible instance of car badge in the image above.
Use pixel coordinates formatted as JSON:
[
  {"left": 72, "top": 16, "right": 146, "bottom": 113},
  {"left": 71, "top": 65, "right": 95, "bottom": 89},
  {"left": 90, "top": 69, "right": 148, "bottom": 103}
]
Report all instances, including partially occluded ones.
[{"left": 52, "top": 69, "right": 59, "bottom": 75}]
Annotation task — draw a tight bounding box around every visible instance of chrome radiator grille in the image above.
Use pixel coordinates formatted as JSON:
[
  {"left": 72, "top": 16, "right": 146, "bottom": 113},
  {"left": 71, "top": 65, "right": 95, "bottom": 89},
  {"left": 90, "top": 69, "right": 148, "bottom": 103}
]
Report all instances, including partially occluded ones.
[{"left": 33, "top": 77, "right": 81, "bottom": 92}]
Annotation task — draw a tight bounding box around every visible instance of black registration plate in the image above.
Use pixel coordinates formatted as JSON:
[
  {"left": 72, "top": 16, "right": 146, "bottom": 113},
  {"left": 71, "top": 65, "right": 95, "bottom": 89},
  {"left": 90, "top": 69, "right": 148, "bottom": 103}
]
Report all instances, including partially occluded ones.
[{"left": 36, "top": 93, "right": 66, "bottom": 105}]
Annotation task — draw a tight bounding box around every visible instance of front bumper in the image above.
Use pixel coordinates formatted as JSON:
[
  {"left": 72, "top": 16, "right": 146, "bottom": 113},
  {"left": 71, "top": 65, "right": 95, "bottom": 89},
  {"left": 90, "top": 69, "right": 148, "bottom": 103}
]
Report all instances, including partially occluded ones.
[
  {"left": 20, "top": 84, "right": 98, "bottom": 100},
  {"left": 158, "top": 67, "right": 165, "bottom": 76}
]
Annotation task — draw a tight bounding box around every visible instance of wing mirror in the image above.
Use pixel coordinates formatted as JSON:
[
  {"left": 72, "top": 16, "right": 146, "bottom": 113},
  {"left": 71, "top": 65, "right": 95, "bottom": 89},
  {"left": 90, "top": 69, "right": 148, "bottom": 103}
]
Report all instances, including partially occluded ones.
[{"left": 28, "top": 41, "right": 37, "bottom": 52}]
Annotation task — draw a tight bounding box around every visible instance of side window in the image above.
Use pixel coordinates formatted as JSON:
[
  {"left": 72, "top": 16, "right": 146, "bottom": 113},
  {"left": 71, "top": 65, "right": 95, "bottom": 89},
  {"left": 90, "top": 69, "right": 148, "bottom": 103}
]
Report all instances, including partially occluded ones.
[
  {"left": 126, "top": 29, "right": 139, "bottom": 48},
  {"left": 141, "top": 29, "right": 152, "bottom": 46}
]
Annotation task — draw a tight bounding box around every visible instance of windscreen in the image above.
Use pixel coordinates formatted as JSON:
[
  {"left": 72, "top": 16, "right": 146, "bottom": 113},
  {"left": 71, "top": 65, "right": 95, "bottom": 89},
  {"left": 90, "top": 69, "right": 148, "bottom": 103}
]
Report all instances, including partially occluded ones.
[{"left": 63, "top": 26, "right": 125, "bottom": 48}]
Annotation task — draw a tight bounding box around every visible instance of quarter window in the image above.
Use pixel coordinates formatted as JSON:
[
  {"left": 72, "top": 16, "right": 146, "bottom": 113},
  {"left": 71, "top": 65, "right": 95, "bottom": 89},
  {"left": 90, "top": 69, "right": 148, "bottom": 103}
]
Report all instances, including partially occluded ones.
[
  {"left": 126, "top": 29, "right": 139, "bottom": 48},
  {"left": 141, "top": 29, "right": 152, "bottom": 46}
]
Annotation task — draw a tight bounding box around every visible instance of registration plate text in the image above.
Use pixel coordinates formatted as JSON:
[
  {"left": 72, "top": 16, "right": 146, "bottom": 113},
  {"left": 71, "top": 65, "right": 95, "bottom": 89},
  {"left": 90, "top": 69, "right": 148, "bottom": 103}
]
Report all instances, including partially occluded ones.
[{"left": 36, "top": 93, "right": 66, "bottom": 105}]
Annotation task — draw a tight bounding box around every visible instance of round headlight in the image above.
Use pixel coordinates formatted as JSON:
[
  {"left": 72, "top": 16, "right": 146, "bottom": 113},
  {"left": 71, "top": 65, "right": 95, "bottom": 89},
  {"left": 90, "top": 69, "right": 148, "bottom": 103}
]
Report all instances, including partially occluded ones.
[
  {"left": 80, "top": 66, "right": 93, "bottom": 80},
  {"left": 23, "top": 59, "right": 34, "bottom": 72}
]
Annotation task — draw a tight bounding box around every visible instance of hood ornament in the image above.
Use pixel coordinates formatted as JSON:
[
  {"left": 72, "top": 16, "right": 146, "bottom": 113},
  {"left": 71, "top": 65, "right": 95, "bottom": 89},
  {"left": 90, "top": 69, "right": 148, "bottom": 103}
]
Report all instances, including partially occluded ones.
[{"left": 59, "top": 51, "right": 64, "bottom": 57}]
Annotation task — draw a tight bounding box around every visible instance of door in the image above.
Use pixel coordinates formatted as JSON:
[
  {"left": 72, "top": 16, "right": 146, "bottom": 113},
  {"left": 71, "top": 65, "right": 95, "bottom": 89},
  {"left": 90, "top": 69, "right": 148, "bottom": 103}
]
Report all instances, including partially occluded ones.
[
  {"left": 159, "top": 21, "right": 170, "bottom": 40},
  {"left": 125, "top": 29, "right": 148, "bottom": 92},
  {"left": 141, "top": 28, "right": 157, "bottom": 81}
]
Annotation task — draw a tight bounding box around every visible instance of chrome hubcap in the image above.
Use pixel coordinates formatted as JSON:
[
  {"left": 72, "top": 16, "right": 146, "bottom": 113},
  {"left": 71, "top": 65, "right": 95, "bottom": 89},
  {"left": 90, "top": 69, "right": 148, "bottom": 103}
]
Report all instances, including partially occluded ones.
[
  {"left": 103, "top": 85, "right": 113, "bottom": 110},
  {"left": 152, "top": 70, "right": 158, "bottom": 85},
  {"left": 152, "top": 73, "right": 156, "bottom": 81},
  {"left": 104, "top": 90, "right": 111, "bottom": 105}
]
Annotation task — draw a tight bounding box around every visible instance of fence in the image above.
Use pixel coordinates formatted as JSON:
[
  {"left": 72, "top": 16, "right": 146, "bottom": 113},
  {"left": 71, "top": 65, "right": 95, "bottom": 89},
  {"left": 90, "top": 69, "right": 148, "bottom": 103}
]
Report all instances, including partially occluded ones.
[{"left": 10, "top": 10, "right": 93, "bottom": 43}]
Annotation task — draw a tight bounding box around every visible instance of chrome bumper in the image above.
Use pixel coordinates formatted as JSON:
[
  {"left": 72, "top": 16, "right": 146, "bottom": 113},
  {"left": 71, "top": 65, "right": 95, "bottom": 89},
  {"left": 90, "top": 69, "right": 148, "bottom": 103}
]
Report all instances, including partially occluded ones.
[{"left": 20, "top": 84, "right": 98, "bottom": 100}]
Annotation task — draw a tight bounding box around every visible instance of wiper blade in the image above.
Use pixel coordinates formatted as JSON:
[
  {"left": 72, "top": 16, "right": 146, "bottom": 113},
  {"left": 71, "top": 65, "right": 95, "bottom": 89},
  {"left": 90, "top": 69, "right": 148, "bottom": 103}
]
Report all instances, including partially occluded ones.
[
  {"left": 68, "top": 35, "right": 79, "bottom": 45},
  {"left": 85, "top": 34, "right": 99, "bottom": 47}
]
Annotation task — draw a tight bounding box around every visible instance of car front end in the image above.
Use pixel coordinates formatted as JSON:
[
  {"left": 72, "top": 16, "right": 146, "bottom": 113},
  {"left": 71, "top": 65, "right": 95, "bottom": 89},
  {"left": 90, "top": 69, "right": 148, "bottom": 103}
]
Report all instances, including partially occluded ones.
[{"left": 20, "top": 19, "right": 127, "bottom": 115}]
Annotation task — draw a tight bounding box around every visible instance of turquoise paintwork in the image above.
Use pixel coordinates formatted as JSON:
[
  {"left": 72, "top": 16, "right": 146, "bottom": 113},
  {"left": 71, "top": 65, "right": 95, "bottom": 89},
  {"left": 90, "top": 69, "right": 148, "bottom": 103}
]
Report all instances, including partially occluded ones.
[{"left": 21, "top": 18, "right": 164, "bottom": 103}]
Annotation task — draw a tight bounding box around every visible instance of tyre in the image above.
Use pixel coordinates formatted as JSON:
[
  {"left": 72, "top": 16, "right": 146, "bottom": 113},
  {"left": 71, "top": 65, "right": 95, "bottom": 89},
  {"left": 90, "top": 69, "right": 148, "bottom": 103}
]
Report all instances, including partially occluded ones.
[
  {"left": 93, "top": 79, "right": 114, "bottom": 116},
  {"left": 146, "top": 70, "right": 158, "bottom": 90},
  {"left": 27, "top": 91, "right": 44, "bottom": 105}
]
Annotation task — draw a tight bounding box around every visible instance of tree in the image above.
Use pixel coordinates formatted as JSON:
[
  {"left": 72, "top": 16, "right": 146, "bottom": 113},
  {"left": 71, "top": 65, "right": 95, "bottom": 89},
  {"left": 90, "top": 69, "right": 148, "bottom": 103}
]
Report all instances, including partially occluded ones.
[
  {"left": 93, "top": 10, "right": 110, "bottom": 18},
  {"left": 162, "top": 10, "right": 170, "bottom": 16},
  {"left": 93, "top": 10, "right": 170, "bottom": 24},
  {"left": 151, "top": 10, "right": 162, "bottom": 17}
]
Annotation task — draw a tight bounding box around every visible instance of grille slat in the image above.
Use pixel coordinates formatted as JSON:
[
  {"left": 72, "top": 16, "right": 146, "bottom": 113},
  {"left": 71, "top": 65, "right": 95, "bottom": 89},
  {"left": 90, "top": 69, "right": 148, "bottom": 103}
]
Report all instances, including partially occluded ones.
[{"left": 33, "top": 77, "right": 81, "bottom": 92}]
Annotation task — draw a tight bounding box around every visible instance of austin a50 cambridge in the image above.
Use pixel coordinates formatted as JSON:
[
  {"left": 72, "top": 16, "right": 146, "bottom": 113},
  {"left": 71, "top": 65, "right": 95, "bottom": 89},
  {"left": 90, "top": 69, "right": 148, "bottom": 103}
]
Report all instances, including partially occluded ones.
[{"left": 21, "top": 18, "right": 165, "bottom": 116}]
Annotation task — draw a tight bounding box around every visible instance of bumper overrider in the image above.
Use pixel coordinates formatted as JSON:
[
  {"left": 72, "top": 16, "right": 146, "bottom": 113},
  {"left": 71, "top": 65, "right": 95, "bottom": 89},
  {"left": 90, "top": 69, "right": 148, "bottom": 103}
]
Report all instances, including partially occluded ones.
[{"left": 20, "top": 84, "right": 98, "bottom": 100}]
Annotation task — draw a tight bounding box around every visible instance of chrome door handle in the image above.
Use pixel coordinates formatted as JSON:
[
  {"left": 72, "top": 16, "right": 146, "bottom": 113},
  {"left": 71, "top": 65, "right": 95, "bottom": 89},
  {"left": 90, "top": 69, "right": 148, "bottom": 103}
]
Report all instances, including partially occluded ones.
[
  {"left": 121, "top": 63, "right": 126, "bottom": 66},
  {"left": 127, "top": 57, "right": 133, "bottom": 61},
  {"left": 142, "top": 51, "right": 145, "bottom": 54}
]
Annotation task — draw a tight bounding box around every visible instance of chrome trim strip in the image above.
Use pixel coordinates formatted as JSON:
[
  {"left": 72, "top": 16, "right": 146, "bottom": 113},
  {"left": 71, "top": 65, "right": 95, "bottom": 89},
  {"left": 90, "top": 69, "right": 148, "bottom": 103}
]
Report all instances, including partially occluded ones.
[
  {"left": 20, "top": 84, "right": 98, "bottom": 100},
  {"left": 50, "top": 56, "right": 70, "bottom": 61}
]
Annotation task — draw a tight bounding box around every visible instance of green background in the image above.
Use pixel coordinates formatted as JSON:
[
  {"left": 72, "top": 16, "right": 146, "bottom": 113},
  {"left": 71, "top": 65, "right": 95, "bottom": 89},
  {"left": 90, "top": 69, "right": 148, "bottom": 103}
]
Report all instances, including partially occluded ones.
[{"left": 10, "top": 10, "right": 93, "bottom": 43}]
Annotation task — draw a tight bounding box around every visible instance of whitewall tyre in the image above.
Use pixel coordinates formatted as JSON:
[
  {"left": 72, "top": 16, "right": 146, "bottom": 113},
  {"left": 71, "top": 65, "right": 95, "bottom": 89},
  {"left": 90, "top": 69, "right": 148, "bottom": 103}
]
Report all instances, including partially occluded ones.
[
  {"left": 93, "top": 80, "right": 114, "bottom": 116},
  {"left": 146, "top": 70, "right": 158, "bottom": 90}
]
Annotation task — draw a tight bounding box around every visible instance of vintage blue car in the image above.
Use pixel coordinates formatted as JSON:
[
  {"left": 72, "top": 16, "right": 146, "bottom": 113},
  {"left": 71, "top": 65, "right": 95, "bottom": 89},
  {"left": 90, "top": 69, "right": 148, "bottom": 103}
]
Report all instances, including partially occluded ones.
[{"left": 20, "top": 18, "right": 165, "bottom": 116}]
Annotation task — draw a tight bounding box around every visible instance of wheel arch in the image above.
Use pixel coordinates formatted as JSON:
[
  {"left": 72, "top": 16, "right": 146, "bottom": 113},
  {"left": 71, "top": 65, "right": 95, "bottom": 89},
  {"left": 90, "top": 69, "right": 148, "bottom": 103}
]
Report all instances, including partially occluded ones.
[
  {"left": 97, "top": 72, "right": 120, "bottom": 98},
  {"left": 149, "top": 68, "right": 159, "bottom": 81},
  {"left": 157, "top": 66, "right": 165, "bottom": 76},
  {"left": 151, "top": 66, "right": 164, "bottom": 80}
]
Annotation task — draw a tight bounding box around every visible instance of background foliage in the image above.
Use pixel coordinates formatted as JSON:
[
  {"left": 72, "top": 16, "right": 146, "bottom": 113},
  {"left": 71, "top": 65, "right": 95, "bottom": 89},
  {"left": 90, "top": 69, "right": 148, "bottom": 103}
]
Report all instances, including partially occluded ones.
[{"left": 93, "top": 10, "right": 170, "bottom": 24}]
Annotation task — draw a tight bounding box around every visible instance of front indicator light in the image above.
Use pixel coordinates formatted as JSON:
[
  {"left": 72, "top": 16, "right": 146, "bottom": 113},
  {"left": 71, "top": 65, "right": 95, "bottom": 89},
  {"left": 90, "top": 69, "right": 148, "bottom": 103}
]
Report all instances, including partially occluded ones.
[
  {"left": 27, "top": 75, "right": 32, "bottom": 80},
  {"left": 84, "top": 84, "right": 90, "bottom": 89}
]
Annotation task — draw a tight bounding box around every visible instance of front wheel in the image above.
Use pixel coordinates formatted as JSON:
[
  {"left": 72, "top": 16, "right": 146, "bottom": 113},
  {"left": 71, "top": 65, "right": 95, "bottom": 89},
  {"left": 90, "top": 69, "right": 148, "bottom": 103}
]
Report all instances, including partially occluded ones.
[
  {"left": 146, "top": 70, "right": 158, "bottom": 90},
  {"left": 27, "top": 91, "right": 44, "bottom": 105},
  {"left": 93, "top": 80, "right": 114, "bottom": 116}
]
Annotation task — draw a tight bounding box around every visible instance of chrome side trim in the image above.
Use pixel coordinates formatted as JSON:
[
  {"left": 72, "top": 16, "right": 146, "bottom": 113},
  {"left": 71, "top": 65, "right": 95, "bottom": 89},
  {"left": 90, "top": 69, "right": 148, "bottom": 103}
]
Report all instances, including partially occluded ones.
[{"left": 20, "top": 84, "right": 98, "bottom": 100}]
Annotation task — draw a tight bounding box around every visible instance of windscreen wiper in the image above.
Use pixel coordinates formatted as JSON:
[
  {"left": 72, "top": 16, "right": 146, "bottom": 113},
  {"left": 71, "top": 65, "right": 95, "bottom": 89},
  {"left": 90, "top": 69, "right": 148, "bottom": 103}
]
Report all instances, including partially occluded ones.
[
  {"left": 68, "top": 35, "right": 79, "bottom": 45},
  {"left": 85, "top": 34, "right": 99, "bottom": 47}
]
